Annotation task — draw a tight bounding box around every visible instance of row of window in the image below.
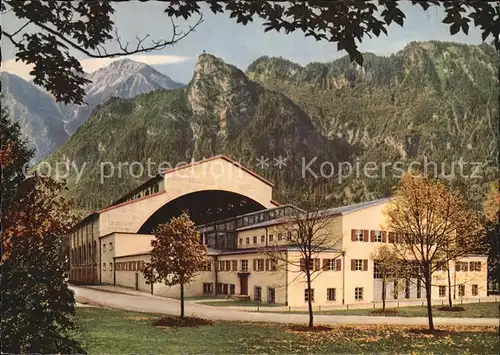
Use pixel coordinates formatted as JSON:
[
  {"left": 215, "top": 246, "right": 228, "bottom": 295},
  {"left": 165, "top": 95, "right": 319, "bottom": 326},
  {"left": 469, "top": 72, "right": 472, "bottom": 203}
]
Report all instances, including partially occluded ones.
[
  {"left": 112, "top": 260, "right": 145, "bottom": 272},
  {"left": 299, "top": 258, "right": 342, "bottom": 272},
  {"left": 239, "top": 232, "right": 290, "bottom": 246},
  {"left": 439, "top": 284, "right": 479, "bottom": 297},
  {"left": 216, "top": 282, "right": 236, "bottom": 295},
  {"left": 124, "top": 183, "right": 160, "bottom": 203},
  {"left": 304, "top": 287, "right": 342, "bottom": 302},
  {"left": 254, "top": 286, "right": 276, "bottom": 303},
  {"left": 351, "top": 229, "right": 423, "bottom": 244},
  {"left": 102, "top": 242, "right": 113, "bottom": 252},
  {"left": 436, "top": 261, "right": 482, "bottom": 272},
  {"left": 70, "top": 242, "right": 97, "bottom": 265},
  {"left": 351, "top": 230, "right": 386, "bottom": 243},
  {"left": 457, "top": 261, "right": 482, "bottom": 272},
  {"left": 215, "top": 259, "right": 278, "bottom": 272}
]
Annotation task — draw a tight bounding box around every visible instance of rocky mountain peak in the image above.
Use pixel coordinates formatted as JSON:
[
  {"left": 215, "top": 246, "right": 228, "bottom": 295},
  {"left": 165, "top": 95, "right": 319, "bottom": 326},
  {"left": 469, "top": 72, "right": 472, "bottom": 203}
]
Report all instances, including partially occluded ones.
[{"left": 187, "top": 53, "right": 261, "bottom": 141}]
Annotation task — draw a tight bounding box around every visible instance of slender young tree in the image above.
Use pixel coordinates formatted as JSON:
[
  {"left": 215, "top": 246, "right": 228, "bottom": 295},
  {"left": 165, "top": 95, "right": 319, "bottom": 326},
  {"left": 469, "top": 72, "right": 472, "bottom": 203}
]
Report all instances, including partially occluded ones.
[
  {"left": 384, "top": 172, "right": 484, "bottom": 332},
  {"left": 1, "top": 108, "right": 83, "bottom": 353},
  {"left": 267, "top": 190, "right": 341, "bottom": 328},
  {"left": 143, "top": 212, "right": 207, "bottom": 318}
]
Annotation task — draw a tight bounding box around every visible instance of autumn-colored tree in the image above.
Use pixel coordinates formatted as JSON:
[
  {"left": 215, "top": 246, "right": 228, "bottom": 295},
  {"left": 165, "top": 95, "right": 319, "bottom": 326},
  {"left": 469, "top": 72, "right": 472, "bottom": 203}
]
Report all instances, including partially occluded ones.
[
  {"left": 1, "top": 108, "right": 83, "bottom": 353},
  {"left": 483, "top": 181, "right": 500, "bottom": 224},
  {"left": 384, "top": 172, "right": 484, "bottom": 332},
  {"left": 2, "top": 1, "right": 498, "bottom": 104},
  {"left": 143, "top": 212, "right": 207, "bottom": 318},
  {"left": 267, "top": 190, "right": 341, "bottom": 328},
  {"left": 370, "top": 244, "right": 401, "bottom": 311}
]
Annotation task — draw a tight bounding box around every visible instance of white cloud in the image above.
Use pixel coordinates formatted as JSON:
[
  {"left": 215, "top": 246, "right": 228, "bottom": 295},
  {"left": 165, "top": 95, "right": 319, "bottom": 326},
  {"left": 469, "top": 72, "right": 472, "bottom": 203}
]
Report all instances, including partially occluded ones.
[{"left": 1, "top": 54, "right": 190, "bottom": 81}]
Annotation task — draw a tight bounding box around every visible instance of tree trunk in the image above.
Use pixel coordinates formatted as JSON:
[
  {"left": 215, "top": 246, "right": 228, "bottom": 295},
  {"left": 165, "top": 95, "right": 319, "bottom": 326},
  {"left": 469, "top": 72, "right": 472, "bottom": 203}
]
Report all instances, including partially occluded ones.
[
  {"left": 382, "top": 277, "right": 386, "bottom": 311},
  {"left": 424, "top": 270, "right": 435, "bottom": 332},
  {"left": 306, "top": 270, "right": 314, "bottom": 328},
  {"left": 180, "top": 282, "right": 185, "bottom": 318},
  {"left": 447, "top": 263, "right": 453, "bottom": 308}
]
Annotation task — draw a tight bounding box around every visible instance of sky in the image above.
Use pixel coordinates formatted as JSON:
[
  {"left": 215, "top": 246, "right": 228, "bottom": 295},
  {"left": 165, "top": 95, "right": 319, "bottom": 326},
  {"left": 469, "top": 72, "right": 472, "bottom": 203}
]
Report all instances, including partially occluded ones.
[{"left": 1, "top": 1, "right": 486, "bottom": 84}]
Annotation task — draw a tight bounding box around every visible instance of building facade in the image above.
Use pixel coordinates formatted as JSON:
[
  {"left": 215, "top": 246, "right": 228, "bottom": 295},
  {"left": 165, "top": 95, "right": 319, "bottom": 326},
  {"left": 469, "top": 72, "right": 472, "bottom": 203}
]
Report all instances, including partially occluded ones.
[{"left": 68, "top": 156, "right": 488, "bottom": 307}]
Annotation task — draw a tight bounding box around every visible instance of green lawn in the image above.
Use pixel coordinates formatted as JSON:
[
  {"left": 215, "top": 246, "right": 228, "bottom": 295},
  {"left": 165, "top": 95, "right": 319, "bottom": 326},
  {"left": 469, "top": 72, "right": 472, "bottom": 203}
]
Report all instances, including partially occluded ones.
[
  {"left": 75, "top": 307, "right": 498, "bottom": 354},
  {"left": 280, "top": 302, "right": 500, "bottom": 318},
  {"left": 198, "top": 300, "right": 284, "bottom": 307}
]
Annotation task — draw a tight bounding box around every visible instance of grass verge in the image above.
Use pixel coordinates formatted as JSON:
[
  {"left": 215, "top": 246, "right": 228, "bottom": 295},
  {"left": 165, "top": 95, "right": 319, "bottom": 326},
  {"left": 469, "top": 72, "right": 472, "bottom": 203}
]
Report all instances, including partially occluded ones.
[
  {"left": 276, "top": 302, "right": 500, "bottom": 318},
  {"left": 75, "top": 307, "right": 499, "bottom": 354}
]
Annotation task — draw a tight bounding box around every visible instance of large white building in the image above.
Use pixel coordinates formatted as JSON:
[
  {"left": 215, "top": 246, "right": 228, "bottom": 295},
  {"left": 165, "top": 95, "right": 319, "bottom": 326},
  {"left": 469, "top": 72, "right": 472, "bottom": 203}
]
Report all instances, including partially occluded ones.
[{"left": 69, "top": 156, "right": 488, "bottom": 307}]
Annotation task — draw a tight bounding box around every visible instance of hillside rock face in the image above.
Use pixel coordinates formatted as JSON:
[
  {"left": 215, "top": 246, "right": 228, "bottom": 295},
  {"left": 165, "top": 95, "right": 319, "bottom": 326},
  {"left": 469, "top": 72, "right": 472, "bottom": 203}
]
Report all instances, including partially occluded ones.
[
  {"left": 1, "top": 72, "right": 69, "bottom": 162},
  {"left": 45, "top": 53, "right": 356, "bottom": 212},
  {"left": 246, "top": 41, "right": 499, "bottom": 206},
  {"left": 247, "top": 41, "right": 499, "bottom": 163},
  {"left": 1, "top": 59, "right": 184, "bottom": 162}
]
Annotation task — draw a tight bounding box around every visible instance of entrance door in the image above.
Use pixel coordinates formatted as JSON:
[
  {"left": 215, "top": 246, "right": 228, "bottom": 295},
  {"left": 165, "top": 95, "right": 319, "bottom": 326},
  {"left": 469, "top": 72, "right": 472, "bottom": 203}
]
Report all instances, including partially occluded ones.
[
  {"left": 240, "top": 275, "right": 248, "bottom": 295},
  {"left": 135, "top": 273, "right": 139, "bottom": 290}
]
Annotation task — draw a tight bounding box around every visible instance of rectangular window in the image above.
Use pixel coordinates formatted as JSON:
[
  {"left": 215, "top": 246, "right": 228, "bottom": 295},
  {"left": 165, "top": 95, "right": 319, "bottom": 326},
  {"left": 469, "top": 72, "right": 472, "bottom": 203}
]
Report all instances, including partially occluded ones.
[
  {"left": 218, "top": 261, "right": 224, "bottom": 271},
  {"left": 355, "top": 287, "right": 363, "bottom": 301},
  {"left": 324, "top": 258, "right": 341, "bottom": 271},
  {"left": 239, "top": 238, "right": 243, "bottom": 245},
  {"left": 253, "top": 236, "right": 257, "bottom": 244},
  {"left": 328, "top": 259, "right": 336, "bottom": 271},
  {"left": 109, "top": 263, "right": 113, "bottom": 271},
  {"left": 230, "top": 284, "right": 235, "bottom": 295},
  {"left": 261, "top": 235, "right": 265, "bottom": 243},
  {"left": 241, "top": 260, "right": 248, "bottom": 271},
  {"left": 257, "top": 259, "right": 265, "bottom": 271},
  {"left": 304, "top": 289, "right": 315, "bottom": 303},
  {"left": 456, "top": 261, "right": 469, "bottom": 272},
  {"left": 103, "top": 263, "right": 106, "bottom": 271},
  {"left": 327, "top": 288, "right": 336, "bottom": 301},
  {"left": 277, "top": 233, "right": 282, "bottom": 241},
  {"left": 103, "top": 243, "right": 106, "bottom": 252},
  {"left": 355, "top": 230, "right": 363, "bottom": 242},
  {"left": 458, "top": 284, "right": 465, "bottom": 297},
  {"left": 246, "top": 237, "right": 250, "bottom": 245},
  {"left": 217, "top": 283, "right": 223, "bottom": 294},
  {"left": 269, "top": 234, "right": 274, "bottom": 242},
  {"left": 223, "top": 283, "right": 228, "bottom": 295},
  {"left": 254, "top": 286, "right": 262, "bottom": 301},
  {"left": 270, "top": 259, "right": 277, "bottom": 271},
  {"left": 469, "top": 261, "right": 481, "bottom": 272},
  {"left": 373, "top": 261, "right": 382, "bottom": 279},
  {"left": 439, "top": 286, "right": 446, "bottom": 297},
  {"left": 374, "top": 231, "right": 382, "bottom": 242},
  {"left": 225, "top": 260, "right": 231, "bottom": 271},
  {"left": 287, "top": 231, "right": 292, "bottom": 240},
  {"left": 355, "top": 259, "right": 364, "bottom": 271},
  {"left": 267, "top": 287, "right": 276, "bottom": 303},
  {"left": 472, "top": 284, "right": 478, "bottom": 296},
  {"left": 203, "top": 282, "right": 213, "bottom": 295},
  {"left": 109, "top": 242, "right": 113, "bottom": 251},
  {"left": 203, "top": 261, "right": 212, "bottom": 271},
  {"left": 232, "top": 260, "right": 238, "bottom": 271}
]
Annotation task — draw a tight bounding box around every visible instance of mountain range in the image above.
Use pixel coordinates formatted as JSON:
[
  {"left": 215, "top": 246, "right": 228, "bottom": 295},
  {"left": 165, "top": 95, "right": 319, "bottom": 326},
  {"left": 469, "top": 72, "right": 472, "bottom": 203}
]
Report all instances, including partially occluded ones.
[
  {"left": 5, "top": 40, "right": 499, "bottom": 214},
  {"left": 1, "top": 59, "right": 184, "bottom": 162}
]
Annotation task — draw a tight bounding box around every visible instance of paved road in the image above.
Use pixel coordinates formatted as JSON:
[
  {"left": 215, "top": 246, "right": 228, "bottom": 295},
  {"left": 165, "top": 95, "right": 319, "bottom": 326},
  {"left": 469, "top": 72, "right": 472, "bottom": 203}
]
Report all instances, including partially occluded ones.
[{"left": 71, "top": 285, "right": 498, "bottom": 327}]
